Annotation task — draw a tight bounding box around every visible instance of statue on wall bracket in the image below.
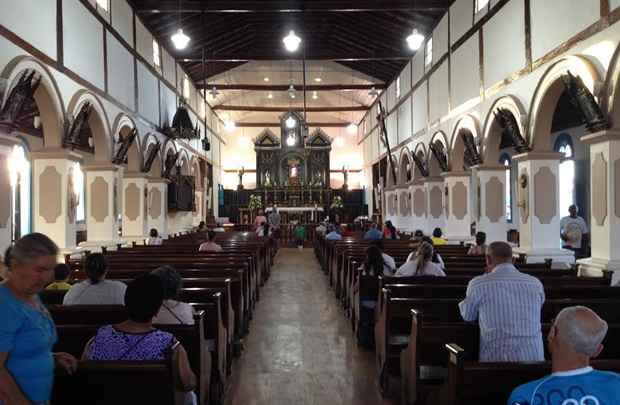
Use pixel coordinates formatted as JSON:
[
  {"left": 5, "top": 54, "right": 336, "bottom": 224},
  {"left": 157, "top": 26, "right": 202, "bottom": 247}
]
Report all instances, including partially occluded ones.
[{"left": 562, "top": 70, "right": 609, "bottom": 133}]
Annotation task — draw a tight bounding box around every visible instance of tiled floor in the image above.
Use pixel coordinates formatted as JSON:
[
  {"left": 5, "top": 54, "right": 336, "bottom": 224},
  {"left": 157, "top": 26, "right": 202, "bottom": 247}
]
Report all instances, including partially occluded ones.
[{"left": 225, "top": 248, "right": 397, "bottom": 405}]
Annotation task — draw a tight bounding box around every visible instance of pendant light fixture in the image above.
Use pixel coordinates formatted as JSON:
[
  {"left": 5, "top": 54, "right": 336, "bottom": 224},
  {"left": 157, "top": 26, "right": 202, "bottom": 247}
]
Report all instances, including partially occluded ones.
[
  {"left": 209, "top": 86, "right": 220, "bottom": 99},
  {"left": 285, "top": 115, "right": 297, "bottom": 129},
  {"left": 347, "top": 122, "right": 358, "bottom": 135},
  {"left": 171, "top": 0, "right": 190, "bottom": 49},
  {"left": 368, "top": 86, "right": 379, "bottom": 98},
  {"left": 406, "top": 0, "right": 424, "bottom": 51},
  {"left": 283, "top": 30, "right": 302, "bottom": 52},
  {"left": 286, "top": 133, "right": 296, "bottom": 146},
  {"left": 288, "top": 83, "right": 296, "bottom": 99}
]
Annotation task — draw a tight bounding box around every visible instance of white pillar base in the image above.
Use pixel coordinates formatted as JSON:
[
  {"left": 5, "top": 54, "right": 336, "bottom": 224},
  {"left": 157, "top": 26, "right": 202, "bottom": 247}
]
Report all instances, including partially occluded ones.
[
  {"left": 577, "top": 257, "right": 620, "bottom": 284},
  {"left": 78, "top": 240, "right": 122, "bottom": 252},
  {"left": 513, "top": 246, "right": 575, "bottom": 268}
]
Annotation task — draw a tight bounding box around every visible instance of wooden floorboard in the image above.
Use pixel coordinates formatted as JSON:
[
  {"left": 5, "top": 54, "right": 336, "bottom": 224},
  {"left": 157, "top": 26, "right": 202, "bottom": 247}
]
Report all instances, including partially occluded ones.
[{"left": 225, "top": 248, "right": 398, "bottom": 405}]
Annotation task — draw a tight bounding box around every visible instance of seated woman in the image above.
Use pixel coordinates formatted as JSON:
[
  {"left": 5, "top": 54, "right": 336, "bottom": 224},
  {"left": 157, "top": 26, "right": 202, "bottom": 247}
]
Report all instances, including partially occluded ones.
[
  {"left": 63, "top": 253, "right": 126, "bottom": 305},
  {"left": 198, "top": 230, "right": 222, "bottom": 252},
  {"left": 147, "top": 228, "right": 163, "bottom": 246},
  {"left": 467, "top": 231, "right": 487, "bottom": 256},
  {"left": 406, "top": 236, "right": 445, "bottom": 269},
  {"left": 45, "top": 263, "right": 72, "bottom": 291},
  {"left": 83, "top": 274, "right": 197, "bottom": 404},
  {"left": 431, "top": 227, "right": 448, "bottom": 246},
  {"left": 151, "top": 266, "right": 195, "bottom": 325},
  {"left": 383, "top": 220, "right": 398, "bottom": 239},
  {"left": 396, "top": 242, "right": 446, "bottom": 277}
]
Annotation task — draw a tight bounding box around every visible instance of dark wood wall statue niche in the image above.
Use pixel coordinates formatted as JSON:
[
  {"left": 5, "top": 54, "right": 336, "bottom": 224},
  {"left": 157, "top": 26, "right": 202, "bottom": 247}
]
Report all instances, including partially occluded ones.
[
  {"left": 495, "top": 108, "right": 530, "bottom": 153},
  {"left": 142, "top": 140, "right": 161, "bottom": 173},
  {"left": 112, "top": 128, "right": 137, "bottom": 165},
  {"left": 430, "top": 141, "right": 449, "bottom": 173},
  {"left": 0, "top": 69, "right": 43, "bottom": 137},
  {"left": 462, "top": 132, "right": 482, "bottom": 170},
  {"left": 63, "top": 102, "right": 94, "bottom": 154}
]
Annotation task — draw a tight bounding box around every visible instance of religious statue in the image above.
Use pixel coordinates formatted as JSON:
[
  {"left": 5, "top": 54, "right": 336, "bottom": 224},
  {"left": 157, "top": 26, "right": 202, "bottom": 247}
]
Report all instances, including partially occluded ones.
[
  {"left": 342, "top": 166, "right": 349, "bottom": 190},
  {"left": 238, "top": 166, "right": 245, "bottom": 190}
]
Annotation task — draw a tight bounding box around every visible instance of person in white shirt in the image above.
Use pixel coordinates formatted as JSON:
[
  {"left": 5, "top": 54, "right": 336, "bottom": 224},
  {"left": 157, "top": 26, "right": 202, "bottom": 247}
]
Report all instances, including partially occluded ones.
[
  {"left": 151, "top": 265, "right": 194, "bottom": 325},
  {"left": 560, "top": 204, "right": 588, "bottom": 254},
  {"left": 396, "top": 242, "right": 446, "bottom": 277},
  {"left": 63, "top": 253, "right": 126, "bottom": 305},
  {"left": 198, "top": 230, "right": 223, "bottom": 252},
  {"left": 406, "top": 236, "right": 445, "bottom": 269},
  {"left": 370, "top": 240, "right": 396, "bottom": 275},
  {"left": 147, "top": 228, "right": 163, "bottom": 246}
]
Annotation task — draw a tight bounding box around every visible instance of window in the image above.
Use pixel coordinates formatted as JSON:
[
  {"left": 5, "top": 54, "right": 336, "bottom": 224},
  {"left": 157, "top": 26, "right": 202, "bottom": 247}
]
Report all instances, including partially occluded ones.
[
  {"left": 183, "top": 75, "right": 190, "bottom": 100},
  {"left": 8, "top": 145, "right": 31, "bottom": 240},
  {"left": 95, "top": 0, "right": 109, "bottom": 12},
  {"left": 475, "top": 0, "right": 490, "bottom": 13},
  {"left": 500, "top": 154, "right": 512, "bottom": 223},
  {"left": 425, "top": 38, "right": 433, "bottom": 67},
  {"left": 555, "top": 135, "right": 575, "bottom": 217},
  {"left": 396, "top": 77, "right": 401, "bottom": 99},
  {"left": 153, "top": 40, "right": 161, "bottom": 68}
]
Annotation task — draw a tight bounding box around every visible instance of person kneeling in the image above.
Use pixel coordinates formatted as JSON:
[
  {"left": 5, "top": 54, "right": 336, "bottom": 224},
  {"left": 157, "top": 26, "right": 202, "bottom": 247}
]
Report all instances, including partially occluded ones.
[{"left": 508, "top": 306, "right": 620, "bottom": 404}]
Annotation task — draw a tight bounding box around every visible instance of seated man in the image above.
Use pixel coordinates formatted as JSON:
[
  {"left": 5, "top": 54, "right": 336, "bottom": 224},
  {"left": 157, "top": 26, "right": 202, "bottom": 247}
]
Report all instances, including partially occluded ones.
[
  {"left": 325, "top": 225, "right": 342, "bottom": 241},
  {"left": 508, "top": 306, "right": 619, "bottom": 405},
  {"left": 363, "top": 223, "right": 383, "bottom": 240},
  {"left": 459, "top": 241, "right": 545, "bottom": 362}
]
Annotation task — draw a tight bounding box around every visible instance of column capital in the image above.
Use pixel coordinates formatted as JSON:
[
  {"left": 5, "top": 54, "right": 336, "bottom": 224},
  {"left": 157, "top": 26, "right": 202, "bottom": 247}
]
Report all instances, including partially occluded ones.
[
  {"left": 148, "top": 177, "right": 171, "bottom": 184},
  {"left": 580, "top": 129, "right": 620, "bottom": 145},
  {"left": 30, "top": 148, "right": 83, "bottom": 163},
  {"left": 423, "top": 176, "right": 444, "bottom": 183},
  {"left": 471, "top": 164, "right": 506, "bottom": 172},
  {"left": 123, "top": 172, "right": 150, "bottom": 180},
  {"left": 512, "top": 151, "right": 563, "bottom": 162},
  {"left": 82, "top": 163, "right": 120, "bottom": 172}
]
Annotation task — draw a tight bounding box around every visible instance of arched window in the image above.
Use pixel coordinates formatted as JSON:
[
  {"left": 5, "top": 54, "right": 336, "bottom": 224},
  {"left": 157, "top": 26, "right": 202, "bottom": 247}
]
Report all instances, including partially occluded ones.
[
  {"left": 554, "top": 134, "right": 575, "bottom": 216},
  {"left": 8, "top": 145, "right": 31, "bottom": 240},
  {"left": 500, "top": 153, "right": 512, "bottom": 223}
]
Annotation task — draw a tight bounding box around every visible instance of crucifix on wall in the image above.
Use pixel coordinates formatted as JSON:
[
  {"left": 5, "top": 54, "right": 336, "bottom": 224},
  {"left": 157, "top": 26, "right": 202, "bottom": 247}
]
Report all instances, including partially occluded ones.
[{"left": 237, "top": 166, "right": 245, "bottom": 190}]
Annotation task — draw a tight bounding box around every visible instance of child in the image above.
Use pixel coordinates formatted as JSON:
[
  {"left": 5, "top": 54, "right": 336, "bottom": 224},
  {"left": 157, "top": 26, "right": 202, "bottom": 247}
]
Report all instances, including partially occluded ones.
[
  {"left": 46, "top": 263, "right": 72, "bottom": 290},
  {"left": 293, "top": 223, "right": 306, "bottom": 251}
]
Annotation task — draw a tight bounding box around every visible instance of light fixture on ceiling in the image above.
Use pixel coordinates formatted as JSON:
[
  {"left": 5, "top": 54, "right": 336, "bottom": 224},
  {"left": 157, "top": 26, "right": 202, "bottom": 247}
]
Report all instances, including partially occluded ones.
[
  {"left": 312, "top": 91, "right": 318, "bottom": 100},
  {"left": 224, "top": 119, "right": 236, "bottom": 133},
  {"left": 406, "top": 29, "right": 425, "bottom": 51},
  {"left": 283, "top": 30, "right": 302, "bottom": 52},
  {"left": 334, "top": 137, "right": 345, "bottom": 148},
  {"left": 171, "top": 28, "right": 190, "bottom": 50},
  {"left": 314, "top": 77, "right": 322, "bottom": 83},
  {"left": 347, "top": 122, "right": 358, "bottom": 135},
  {"left": 267, "top": 92, "right": 273, "bottom": 99},
  {"left": 285, "top": 116, "right": 297, "bottom": 129},
  {"left": 286, "top": 133, "right": 296, "bottom": 146},
  {"left": 263, "top": 77, "right": 270, "bottom": 82},
  {"left": 209, "top": 86, "right": 220, "bottom": 99},
  {"left": 368, "top": 86, "right": 379, "bottom": 98},
  {"left": 288, "top": 83, "right": 296, "bottom": 99}
]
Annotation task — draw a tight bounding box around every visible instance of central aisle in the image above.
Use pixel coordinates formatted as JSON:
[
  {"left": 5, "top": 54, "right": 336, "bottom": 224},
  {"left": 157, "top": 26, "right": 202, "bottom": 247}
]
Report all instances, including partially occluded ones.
[{"left": 225, "top": 248, "right": 397, "bottom": 405}]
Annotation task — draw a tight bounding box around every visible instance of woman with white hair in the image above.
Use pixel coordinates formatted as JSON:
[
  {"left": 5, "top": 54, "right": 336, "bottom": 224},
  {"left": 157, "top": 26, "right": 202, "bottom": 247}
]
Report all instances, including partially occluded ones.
[{"left": 508, "top": 306, "right": 620, "bottom": 404}]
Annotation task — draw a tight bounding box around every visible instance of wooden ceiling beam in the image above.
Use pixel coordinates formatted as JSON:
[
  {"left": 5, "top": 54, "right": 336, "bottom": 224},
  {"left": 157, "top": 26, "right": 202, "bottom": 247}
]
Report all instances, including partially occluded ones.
[
  {"left": 212, "top": 105, "right": 369, "bottom": 112},
  {"left": 196, "top": 83, "right": 387, "bottom": 91},
  {"left": 132, "top": 0, "right": 451, "bottom": 14}
]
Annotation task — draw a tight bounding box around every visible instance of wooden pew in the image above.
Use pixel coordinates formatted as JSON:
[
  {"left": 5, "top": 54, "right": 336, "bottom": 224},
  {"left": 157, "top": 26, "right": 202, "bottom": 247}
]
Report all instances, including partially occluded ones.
[
  {"left": 439, "top": 344, "right": 620, "bottom": 405},
  {"left": 52, "top": 357, "right": 186, "bottom": 405}
]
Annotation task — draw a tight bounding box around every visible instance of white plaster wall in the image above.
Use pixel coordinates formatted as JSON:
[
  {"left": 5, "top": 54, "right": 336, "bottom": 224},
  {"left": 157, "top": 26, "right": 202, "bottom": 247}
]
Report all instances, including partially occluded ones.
[
  {"left": 412, "top": 52, "right": 425, "bottom": 85},
  {"left": 400, "top": 62, "right": 412, "bottom": 93},
  {"left": 160, "top": 84, "right": 177, "bottom": 127},
  {"left": 398, "top": 96, "right": 412, "bottom": 142},
  {"left": 429, "top": 62, "right": 449, "bottom": 123},
  {"left": 483, "top": 0, "right": 526, "bottom": 87},
  {"left": 530, "top": 0, "right": 600, "bottom": 61},
  {"left": 0, "top": 0, "right": 57, "bottom": 61},
  {"left": 451, "top": 33, "right": 480, "bottom": 107},
  {"left": 387, "top": 82, "right": 397, "bottom": 111},
  {"left": 135, "top": 18, "right": 153, "bottom": 63},
  {"left": 162, "top": 49, "right": 176, "bottom": 85},
  {"left": 450, "top": 0, "right": 474, "bottom": 45},
  {"left": 412, "top": 83, "right": 428, "bottom": 133},
  {"left": 433, "top": 13, "right": 450, "bottom": 63},
  {"left": 137, "top": 61, "right": 159, "bottom": 125},
  {"left": 106, "top": 32, "right": 135, "bottom": 110},
  {"left": 111, "top": 0, "right": 134, "bottom": 46},
  {"left": 612, "top": 0, "right": 620, "bottom": 11},
  {"left": 63, "top": 0, "right": 105, "bottom": 90},
  {"left": 387, "top": 112, "right": 398, "bottom": 148}
]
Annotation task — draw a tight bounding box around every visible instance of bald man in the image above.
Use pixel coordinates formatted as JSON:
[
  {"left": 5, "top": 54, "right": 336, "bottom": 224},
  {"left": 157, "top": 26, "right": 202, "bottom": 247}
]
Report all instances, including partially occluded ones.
[
  {"left": 508, "top": 306, "right": 620, "bottom": 404},
  {"left": 459, "top": 241, "right": 545, "bottom": 362}
]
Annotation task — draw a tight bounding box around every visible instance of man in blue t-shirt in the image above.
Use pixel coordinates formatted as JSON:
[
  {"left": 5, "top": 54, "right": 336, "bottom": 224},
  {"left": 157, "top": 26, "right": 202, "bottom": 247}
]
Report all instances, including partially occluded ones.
[
  {"left": 363, "top": 223, "right": 383, "bottom": 240},
  {"left": 508, "top": 306, "right": 620, "bottom": 405}
]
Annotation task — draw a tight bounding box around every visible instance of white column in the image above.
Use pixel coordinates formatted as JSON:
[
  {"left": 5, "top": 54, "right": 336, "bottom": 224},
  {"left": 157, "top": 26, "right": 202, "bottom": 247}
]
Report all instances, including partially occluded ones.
[
  {"left": 384, "top": 188, "right": 397, "bottom": 225},
  {"left": 410, "top": 180, "right": 428, "bottom": 234},
  {"left": 79, "top": 164, "right": 120, "bottom": 251},
  {"left": 0, "top": 135, "right": 20, "bottom": 251},
  {"left": 513, "top": 152, "right": 574, "bottom": 265},
  {"left": 442, "top": 172, "right": 474, "bottom": 243},
  {"left": 577, "top": 130, "right": 620, "bottom": 281},
  {"left": 31, "top": 149, "right": 82, "bottom": 252},
  {"left": 424, "top": 177, "right": 445, "bottom": 235},
  {"left": 122, "top": 172, "right": 149, "bottom": 244},
  {"left": 397, "top": 187, "right": 413, "bottom": 232},
  {"left": 147, "top": 178, "right": 169, "bottom": 238},
  {"left": 193, "top": 186, "right": 204, "bottom": 227},
  {"left": 472, "top": 165, "right": 508, "bottom": 243}
]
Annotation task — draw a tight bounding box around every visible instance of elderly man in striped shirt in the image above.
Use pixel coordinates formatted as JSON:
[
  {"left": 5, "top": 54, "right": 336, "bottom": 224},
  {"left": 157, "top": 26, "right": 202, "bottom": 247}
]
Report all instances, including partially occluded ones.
[{"left": 459, "top": 241, "right": 545, "bottom": 362}]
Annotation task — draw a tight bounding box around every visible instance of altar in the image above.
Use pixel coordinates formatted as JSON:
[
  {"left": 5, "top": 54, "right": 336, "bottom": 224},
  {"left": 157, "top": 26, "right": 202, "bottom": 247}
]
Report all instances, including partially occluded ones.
[
  {"left": 266, "top": 206, "right": 324, "bottom": 223},
  {"left": 265, "top": 207, "right": 324, "bottom": 212}
]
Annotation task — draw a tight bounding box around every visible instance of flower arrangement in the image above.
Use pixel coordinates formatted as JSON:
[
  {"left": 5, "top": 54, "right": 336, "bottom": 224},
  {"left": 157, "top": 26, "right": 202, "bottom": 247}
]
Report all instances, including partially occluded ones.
[
  {"left": 331, "top": 196, "right": 344, "bottom": 209},
  {"left": 248, "top": 194, "right": 263, "bottom": 211}
]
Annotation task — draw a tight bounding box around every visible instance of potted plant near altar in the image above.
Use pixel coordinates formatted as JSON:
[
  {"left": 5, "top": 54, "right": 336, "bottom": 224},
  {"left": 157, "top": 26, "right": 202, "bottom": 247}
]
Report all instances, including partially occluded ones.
[
  {"left": 248, "top": 194, "right": 263, "bottom": 221},
  {"left": 330, "top": 195, "right": 344, "bottom": 222}
]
